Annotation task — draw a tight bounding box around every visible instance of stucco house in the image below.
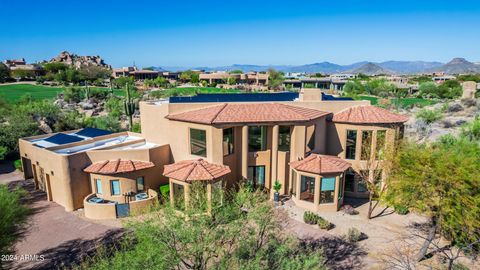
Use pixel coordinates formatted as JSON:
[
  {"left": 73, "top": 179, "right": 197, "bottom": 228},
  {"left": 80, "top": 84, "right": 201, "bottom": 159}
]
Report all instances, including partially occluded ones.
[{"left": 19, "top": 89, "right": 408, "bottom": 219}]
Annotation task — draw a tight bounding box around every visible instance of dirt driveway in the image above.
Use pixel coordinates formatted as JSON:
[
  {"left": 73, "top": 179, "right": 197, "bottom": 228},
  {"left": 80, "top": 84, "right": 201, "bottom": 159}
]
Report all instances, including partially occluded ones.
[{"left": 0, "top": 169, "right": 124, "bottom": 270}]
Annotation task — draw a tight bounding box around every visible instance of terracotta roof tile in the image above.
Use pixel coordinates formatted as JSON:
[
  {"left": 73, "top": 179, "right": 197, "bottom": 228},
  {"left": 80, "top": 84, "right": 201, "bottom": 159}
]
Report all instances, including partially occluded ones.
[
  {"left": 289, "top": 154, "right": 351, "bottom": 175},
  {"left": 166, "top": 103, "right": 329, "bottom": 125},
  {"left": 332, "top": 105, "right": 409, "bottom": 124},
  {"left": 84, "top": 159, "right": 155, "bottom": 175},
  {"left": 163, "top": 159, "right": 230, "bottom": 182}
]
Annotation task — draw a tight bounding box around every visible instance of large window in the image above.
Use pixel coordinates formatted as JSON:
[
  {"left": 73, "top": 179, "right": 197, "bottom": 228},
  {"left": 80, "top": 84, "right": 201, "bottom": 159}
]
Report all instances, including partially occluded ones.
[
  {"left": 248, "top": 126, "right": 267, "bottom": 152},
  {"left": 190, "top": 128, "right": 207, "bottom": 157},
  {"left": 361, "top": 131, "right": 373, "bottom": 160},
  {"left": 320, "top": 177, "right": 336, "bottom": 204},
  {"left": 358, "top": 170, "right": 368, "bottom": 192},
  {"left": 95, "top": 179, "right": 102, "bottom": 194},
  {"left": 110, "top": 180, "right": 120, "bottom": 196},
  {"left": 376, "top": 130, "right": 386, "bottom": 159},
  {"left": 136, "top": 177, "right": 145, "bottom": 192},
  {"left": 345, "top": 170, "right": 355, "bottom": 192},
  {"left": 346, "top": 130, "right": 357, "bottom": 160},
  {"left": 223, "top": 128, "right": 234, "bottom": 156},
  {"left": 306, "top": 125, "right": 316, "bottom": 152},
  {"left": 278, "top": 126, "right": 291, "bottom": 152},
  {"left": 247, "top": 166, "right": 265, "bottom": 189},
  {"left": 172, "top": 182, "right": 185, "bottom": 211},
  {"left": 300, "top": 175, "right": 315, "bottom": 203}
]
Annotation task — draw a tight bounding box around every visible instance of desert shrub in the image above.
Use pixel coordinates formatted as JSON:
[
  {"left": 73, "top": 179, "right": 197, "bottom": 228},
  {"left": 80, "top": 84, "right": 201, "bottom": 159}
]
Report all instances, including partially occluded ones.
[
  {"left": 159, "top": 184, "right": 170, "bottom": 200},
  {"left": 394, "top": 205, "right": 409, "bottom": 215},
  {"left": 63, "top": 87, "right": 84, "bottom": 103},
  {"left": 416, "top": 108, "right": 442, "bottom": 124},
  {"left": 303, "top": 211, "right": 318, "bottom": 225},
  {"left": 14, "top": 159, "right": 22, "bottom": 171},
  {"left": 303, "top": 211, "right": 333, "bottom": 229},
  {"left": 0, "top": 185, "right": 30, "bottom": 265},
  {"left": 347, "top": 228, "right": 362, "bottom": 242},
  {"left": 317, "top": 216, "right": 333, "bottom": 230}
]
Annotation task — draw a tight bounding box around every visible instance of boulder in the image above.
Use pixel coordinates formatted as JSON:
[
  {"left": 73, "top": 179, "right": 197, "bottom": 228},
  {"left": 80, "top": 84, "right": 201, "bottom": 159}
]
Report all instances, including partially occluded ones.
[
  {"left": 38, "top": 120, "right": 53, "bottom": 134},
  {"left": 446, "top": 103, "right": 463, "bottom": 113}
]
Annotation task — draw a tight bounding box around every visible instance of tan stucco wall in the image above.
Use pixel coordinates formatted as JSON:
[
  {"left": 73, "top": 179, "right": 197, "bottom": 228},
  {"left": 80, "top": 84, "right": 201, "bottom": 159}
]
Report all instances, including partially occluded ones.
[
  {"left": 83, "top": 194, "right": 117, "bottom": 220},
  {"left": 327, "top": 122, "right": 400, "bottom": 198},
  {"left": 19, "top": 136, "right": 170, "bottom": 212}
]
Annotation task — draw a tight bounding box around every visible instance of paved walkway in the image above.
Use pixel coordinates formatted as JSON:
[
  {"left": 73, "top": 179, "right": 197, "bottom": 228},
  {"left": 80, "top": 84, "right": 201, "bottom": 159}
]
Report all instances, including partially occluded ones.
[{"left": 0, "top": 171, "right": 124, "bottom": 270}]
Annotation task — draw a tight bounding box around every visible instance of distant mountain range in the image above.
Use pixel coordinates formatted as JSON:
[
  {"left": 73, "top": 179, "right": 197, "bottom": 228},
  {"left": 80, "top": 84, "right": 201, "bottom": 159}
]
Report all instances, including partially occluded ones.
[{"left": 155, "top": 58, "right": 480, "bottom": 75}]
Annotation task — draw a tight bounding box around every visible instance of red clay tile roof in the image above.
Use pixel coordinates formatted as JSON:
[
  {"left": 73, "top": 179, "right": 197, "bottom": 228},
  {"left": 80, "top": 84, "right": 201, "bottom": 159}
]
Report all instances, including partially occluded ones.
[
  {"left": 289, "top": 154, "right": 351, "bottom": 175},
  {"left": 332, "top": 105, "right": 409, "bottom": 124},
  {"left": 163, "top": 159, "right": 231, "bottom": 182},
  {"left": 166, "top": 103, "right": 329, "bottom": 125},
  {"left": 84, "top": 159, "right": 155, "bottom": 175}
]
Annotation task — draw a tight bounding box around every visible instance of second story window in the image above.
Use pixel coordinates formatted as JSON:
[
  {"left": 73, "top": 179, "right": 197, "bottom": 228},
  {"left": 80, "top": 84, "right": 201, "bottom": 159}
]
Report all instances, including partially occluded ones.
[
  {"left": 278, "top": 126, "right": 291, "bottom": 152},
  {"left": 346, "top": 130, "right": 357, "bottom": 160},
  {"left": 361, "top": 131, "right": 373, "bottom": 160},
  {"left": 223, "top": 128, "right": 234, "bottom": 156},
  {"left": 190, "top": 128, "right": 207, "bottom": 157},
  {"left": 248, "top": 126, "right": 267, "bottom": 152},
  {"left": 376, "top": 130, "right": 386, "bottom": 159}
]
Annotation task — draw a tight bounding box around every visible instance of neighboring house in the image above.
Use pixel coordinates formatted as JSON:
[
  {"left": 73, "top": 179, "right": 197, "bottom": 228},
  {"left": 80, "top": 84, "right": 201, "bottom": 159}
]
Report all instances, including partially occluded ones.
[
  {"left": 199, "top": 72, "right": 269, "bottom": 86},
  {"left": 112, "top": 67, "right": 179, "bottom": 82},
  {"left": 19, "top": 89, "right": 408, "bottom": 219},
  {"left": 4, "top": 58, "right": 44, "bottom": 77},
  {"left": 283, "top": 78, "right": 347, "bottom": 91}
]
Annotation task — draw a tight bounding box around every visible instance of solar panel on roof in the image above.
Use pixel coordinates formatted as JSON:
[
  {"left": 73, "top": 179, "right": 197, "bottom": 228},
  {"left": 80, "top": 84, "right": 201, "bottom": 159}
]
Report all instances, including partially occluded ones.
[
  {"left": 169, "top": 92, "right": 353, "bottom": 103},
  {"left": 75, "top": 128, "right": 112, "bottom": 138},
  {"left": 169, "top": 92, "right": 299, "bottom": 103},
  {"left": 44, "top": 133, "right": 84, "bottom": 145}
]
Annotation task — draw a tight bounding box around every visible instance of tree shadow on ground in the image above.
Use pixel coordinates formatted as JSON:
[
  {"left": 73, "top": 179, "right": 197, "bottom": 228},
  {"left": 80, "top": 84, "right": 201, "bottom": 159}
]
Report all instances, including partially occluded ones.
[
  {"left": 301, "top": 236, "right": 368, "bottom": 270},
  {"left": 14, "top": 229, "right": 126, "bottom": 270},
  {"left": 0, "top": 159, "right": 16, "bottom": 174}
]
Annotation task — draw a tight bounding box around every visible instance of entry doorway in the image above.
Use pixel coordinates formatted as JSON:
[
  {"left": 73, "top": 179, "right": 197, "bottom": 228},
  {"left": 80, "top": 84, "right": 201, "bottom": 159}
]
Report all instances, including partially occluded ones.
[{"left": 248, "top": 166, "right": 265, "bottom": 189}]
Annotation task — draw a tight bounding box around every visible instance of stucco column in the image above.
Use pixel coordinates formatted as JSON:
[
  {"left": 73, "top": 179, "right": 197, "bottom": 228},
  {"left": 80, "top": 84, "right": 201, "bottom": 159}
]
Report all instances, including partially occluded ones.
[
  {"left": 169, "top": 180, "right": 174, "bottom": 207},
  {"left": 271, "top": 125, "right": 279, "bottom": 197},
  {"left": 207, "top": 183, "right": 212, "bottom": 214},
  {"left": 242, "top": 125, "right": 248, "bottom": 179}
]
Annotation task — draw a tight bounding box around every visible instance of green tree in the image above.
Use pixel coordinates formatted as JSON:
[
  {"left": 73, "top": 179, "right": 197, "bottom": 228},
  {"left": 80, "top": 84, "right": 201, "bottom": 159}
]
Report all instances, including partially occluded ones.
[
  {"left": 42, "top": 62, "right": 69, "bottom": 74},
  {"left": 113, "top": 76, "right": 134, "bottom": 88},
  {"left": 0, "top": 63, "right": 10, "bottom": 82},
  {"left": 10, "top": 69, "right": 37, "bottom": 80},
  {"left": 86, "top": 116, "right": 121, "bottom": 132},
  {"left": 343, "top": 81, "right": 365, "bottom": 96},
  {"left": 267, "top": 69, "right": 284, "bottom": 90},
  {"left": 81, "top": 186, "right": 326, "bottom": 270},
  {"left": 386, "top": 139, "right": 480, "bottom": 263},
  {"left": 180, "top": 70, "right": 199, "bottom": 83},
  {"left": 229, "top": 69, "right": 243, "bottom": 74},
  {"left": 78, "top": 66, "right": 111, "bottom": 82},
  {"left": 416, "top": 108, "right": 443, "bottom": 124},
  {"left": 0, "top": 146, "right": 7, "bottom": 160},
  {"left": 418, "top": 82, "right": 439, "bottom": 98}
]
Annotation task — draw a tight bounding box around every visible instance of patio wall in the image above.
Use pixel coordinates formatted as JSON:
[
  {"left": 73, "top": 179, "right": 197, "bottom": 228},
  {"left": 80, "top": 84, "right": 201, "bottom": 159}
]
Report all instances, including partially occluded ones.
[{"left": 83, "top": 193, "right": 117, "bottom": 220}]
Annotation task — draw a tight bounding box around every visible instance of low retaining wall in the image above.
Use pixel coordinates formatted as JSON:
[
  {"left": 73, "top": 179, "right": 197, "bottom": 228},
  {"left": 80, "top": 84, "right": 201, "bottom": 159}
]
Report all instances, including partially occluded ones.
[
  {"left": 130, "top": 189, "right": 158, "bottom": 215},
  {"left": 83, "top": 194, "right": 117, "bottom": 220}
]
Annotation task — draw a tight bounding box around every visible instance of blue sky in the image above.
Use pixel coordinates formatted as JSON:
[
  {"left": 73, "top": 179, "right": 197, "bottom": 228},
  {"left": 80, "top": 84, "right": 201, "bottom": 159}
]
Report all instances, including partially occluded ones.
[{"left": 1, "top": 0, "right": 479, "bottom": 67}]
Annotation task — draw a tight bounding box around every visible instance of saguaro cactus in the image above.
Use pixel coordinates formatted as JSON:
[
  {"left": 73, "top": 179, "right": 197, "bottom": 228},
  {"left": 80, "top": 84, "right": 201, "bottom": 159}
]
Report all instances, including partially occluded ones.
[
  {"left": 123, "top": 83, "right": 135, "bottom": 131},
  {"left": 84, "top": 81, "right": 90, "bottom": 101}
]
